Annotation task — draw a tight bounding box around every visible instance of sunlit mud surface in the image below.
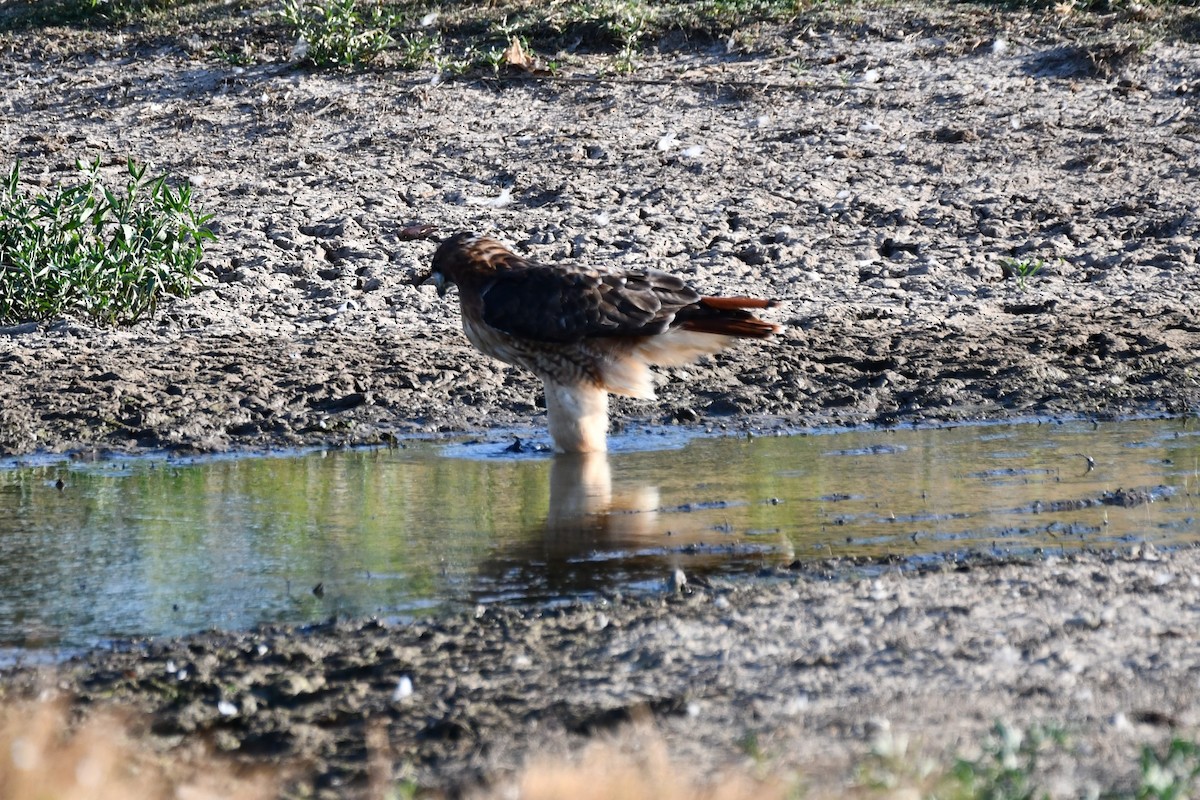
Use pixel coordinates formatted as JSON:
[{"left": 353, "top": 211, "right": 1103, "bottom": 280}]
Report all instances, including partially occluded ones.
[{"left": 1, "top": 417, "right": 1197, "bottom": 653}]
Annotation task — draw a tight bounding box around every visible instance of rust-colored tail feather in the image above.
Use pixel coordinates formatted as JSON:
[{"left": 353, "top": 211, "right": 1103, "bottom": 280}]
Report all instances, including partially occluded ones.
[
  {"left": 698, "top": 296, "right": 779, "bottom": 311},
  {"left": 679, "top": 296, "right": 781, "bottom": 339},
  {"left": 682, "top": 317, "right": 780, "bottom": 338}
]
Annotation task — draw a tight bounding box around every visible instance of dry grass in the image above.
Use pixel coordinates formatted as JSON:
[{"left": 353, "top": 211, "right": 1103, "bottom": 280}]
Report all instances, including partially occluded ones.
[
  {"left": 0, "top": 696, "right": 809, "bottom": 800},
  {"left": 0, "top": 698, "right": 275, "bottom": 800},
  {"left": 490, "top": 733, "right": 796, "bottom": 800}
]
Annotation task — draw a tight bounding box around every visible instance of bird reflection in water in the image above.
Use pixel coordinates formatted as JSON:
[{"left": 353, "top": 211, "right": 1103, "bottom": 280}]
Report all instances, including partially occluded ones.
[
  {"left": 544, "top": 453, "right": 659, "bottom": 539},
  {"left": 472, "top": 452, "right": 669, "bottom": 602}
]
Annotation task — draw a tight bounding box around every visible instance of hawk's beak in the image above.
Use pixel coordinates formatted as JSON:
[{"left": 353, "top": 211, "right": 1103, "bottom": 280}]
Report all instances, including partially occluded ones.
[{"left": 413, "top": 270, "right": 450, "bottom": 297}]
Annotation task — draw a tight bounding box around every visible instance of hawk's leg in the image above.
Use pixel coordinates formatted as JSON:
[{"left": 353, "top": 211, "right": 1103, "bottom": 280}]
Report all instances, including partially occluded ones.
[{"left": 542, "top": 379, "right": 609, "bottom": 454}]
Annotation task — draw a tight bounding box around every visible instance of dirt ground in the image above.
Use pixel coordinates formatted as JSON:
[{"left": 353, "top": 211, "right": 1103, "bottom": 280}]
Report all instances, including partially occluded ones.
[
  {"left": 3, "top": 1, "right": 1200, "bottom": 796},
  {"left": 2, "top": 3, "right": 1199, "bottom": 454}
]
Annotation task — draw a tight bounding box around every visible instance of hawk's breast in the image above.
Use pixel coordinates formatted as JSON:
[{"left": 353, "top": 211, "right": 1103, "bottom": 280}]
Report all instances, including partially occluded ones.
[{"left": 461, "top": 312, "right": 605, "bottom": 388}]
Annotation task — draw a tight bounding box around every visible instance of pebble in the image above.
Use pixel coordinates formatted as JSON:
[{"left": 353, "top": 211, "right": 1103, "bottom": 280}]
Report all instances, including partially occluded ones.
[
  {"left": 392, "top": 676, "right": 414, "bottom": 702},
  {"left": 670, "top": 569, "right": 687, "bottom": 593}
]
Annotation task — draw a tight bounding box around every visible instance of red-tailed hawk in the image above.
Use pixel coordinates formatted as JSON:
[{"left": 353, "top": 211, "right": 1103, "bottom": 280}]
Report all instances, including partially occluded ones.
[{"left": 419, "top": 232, "right": 780, "bottom": 453}]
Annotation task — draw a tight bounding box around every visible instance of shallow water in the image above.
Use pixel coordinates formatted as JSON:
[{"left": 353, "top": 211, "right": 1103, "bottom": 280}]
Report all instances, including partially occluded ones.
[{"left": 1, "top": 417, "right": 1198, "bottom": 655}]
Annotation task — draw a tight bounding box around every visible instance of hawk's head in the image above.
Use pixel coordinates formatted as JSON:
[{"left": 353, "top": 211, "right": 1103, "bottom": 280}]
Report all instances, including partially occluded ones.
[
  {"left": 425, "top": 231, "right": 482, "bottom": 297},
  {"left": 418, "top": 232, "right": 523, "bottom": 297}
]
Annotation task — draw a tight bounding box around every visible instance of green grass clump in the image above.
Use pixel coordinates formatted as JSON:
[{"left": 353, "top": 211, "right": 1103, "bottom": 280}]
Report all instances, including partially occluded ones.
[
  {"left": 273, "top": 0, "right": 807, "bottom": 74},
  {"left": 1000, "top": 256, "right": 1046, "bottom": 292},
  {"left": 941, "top": 722, "right": 1063, "bottom": 800},
  {"left": 0, "top": 158, "right": 214, "bottom": 326},
  {"left": 281, "top": 0, "right": 398, "bottom": 66},
  {"left": 1136, "top": 738, "right": 1200, "bottom": 800},
  {"left": 859, "top": 723, "right": 1200, "bottom": 800}
]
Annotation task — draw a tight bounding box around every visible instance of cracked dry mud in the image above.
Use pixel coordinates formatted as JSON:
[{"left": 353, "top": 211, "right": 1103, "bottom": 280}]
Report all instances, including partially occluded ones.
[{"left": 3, "top": 3, "right": 1200, "bottom": 797}]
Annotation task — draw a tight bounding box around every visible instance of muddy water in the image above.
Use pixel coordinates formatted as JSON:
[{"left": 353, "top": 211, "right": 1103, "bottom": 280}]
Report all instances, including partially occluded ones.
[{"left": 1, "top": 418, "right": 1197, "bottom": 654}]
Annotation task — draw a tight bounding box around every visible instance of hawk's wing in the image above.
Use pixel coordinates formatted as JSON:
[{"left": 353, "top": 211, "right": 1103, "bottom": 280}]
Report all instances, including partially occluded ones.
[{"left": 479, "top": 260, "right": 701, "bottom": 344}]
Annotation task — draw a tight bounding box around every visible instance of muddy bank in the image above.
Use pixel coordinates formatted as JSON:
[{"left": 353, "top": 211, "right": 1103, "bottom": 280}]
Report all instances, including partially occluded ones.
[
  {"left": 7, "top": 547, "right": 1200, "bottom": 797},
  {"left": 2, "top": 299, "right": 1197, "bottom": 456}
]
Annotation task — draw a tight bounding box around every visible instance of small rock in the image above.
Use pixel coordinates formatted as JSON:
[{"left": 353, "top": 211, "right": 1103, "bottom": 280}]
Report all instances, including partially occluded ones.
[
  {"left": 673, "top": 407, "right": 700, "bottom": 423},
  {"left": 669, "top": 568, "right": 687, "bottom": 592},
  {"left": 392, "top": 676, "right": 414, "bottom": 702},
  {"left": 736, "top": 245, "right": 768, "bottom": 266}
]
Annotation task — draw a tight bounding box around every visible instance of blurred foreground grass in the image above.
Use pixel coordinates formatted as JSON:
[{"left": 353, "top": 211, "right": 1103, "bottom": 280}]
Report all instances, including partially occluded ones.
[{"left": 4, "top": 696, "right": 1200, "bottom": 799}]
